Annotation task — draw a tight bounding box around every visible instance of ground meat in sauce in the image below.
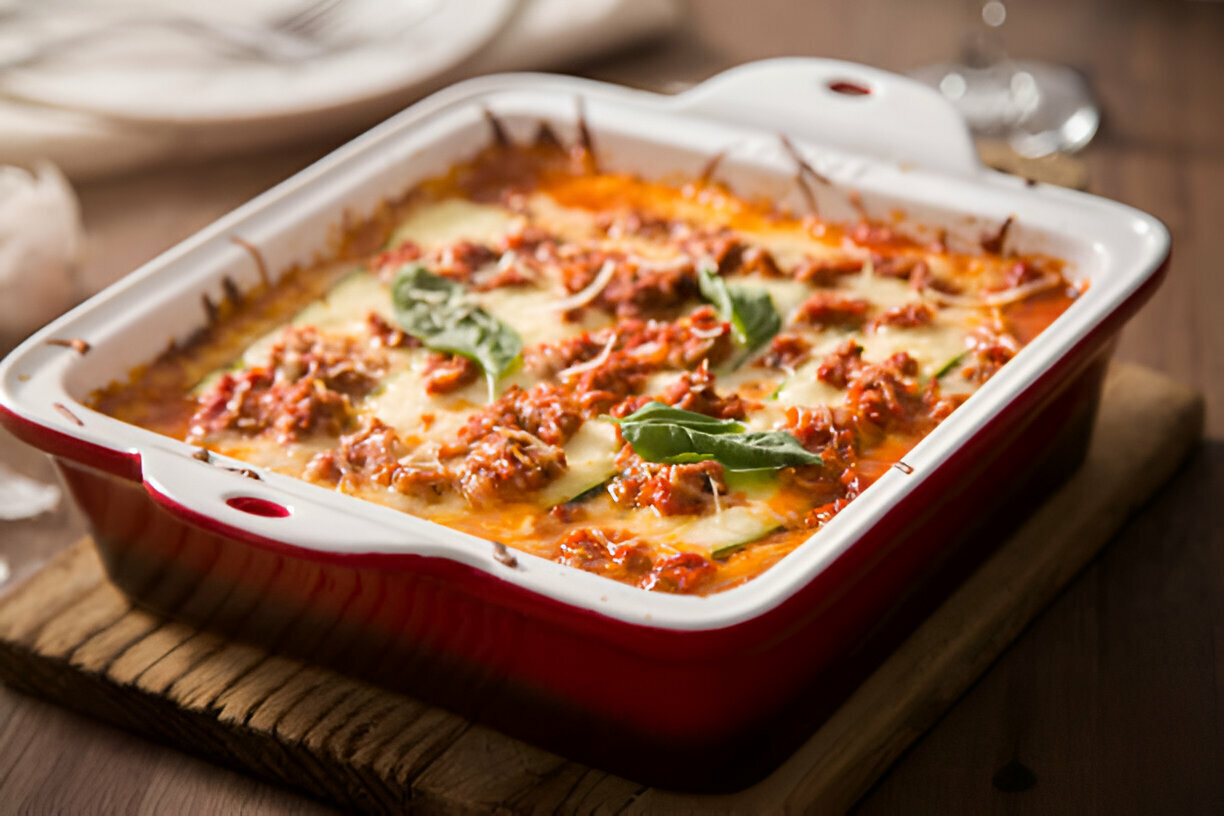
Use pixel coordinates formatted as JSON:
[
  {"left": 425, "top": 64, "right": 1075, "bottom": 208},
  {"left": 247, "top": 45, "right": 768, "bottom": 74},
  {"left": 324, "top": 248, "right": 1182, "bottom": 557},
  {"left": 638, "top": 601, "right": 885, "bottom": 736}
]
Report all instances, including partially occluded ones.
[
  {"left": 816, "top": 339, "right": 866, "bottom": 388},
  {"left": 996, "top": 258, "right": 1046, "bottom": 290},
  {"left": 737, "top": 246, "right": 783, "bottom": 278},
  {"left": 883, "top": 351, "right": 921, "bottom": 378},
  {"left": 871, "top": 254, "right": 925, "bottom": 281},
  {"left": 187, "top": 326, "right": 386, "bottom": 443},
  {"left": 925, "top": 380, "right": 970, "bottom": 421},
  {"left": 779, "top": 350, "right": 941, "bottom": 514},
  {"left": 274, "top": 325, "right": 388, "bottom": 395},
  {"left": 795, "top": 291, "right": 872, "bottom": 329},
  {"left": 793, "top": 256, "right": 867, "bottom": 286},
  {"left": 843, "top": 358, "right": 928, "bottom": 433},
  {"left": 608, "top": 446, "right": 726, "bottom": 516},
  {"left": 567, "top": 359, "right": 656, "bottom": 416},
  {"left": 660, "top": 360, "right": 752, "bottom": 420},
  {"left": 908, "top": 261, "right": 962, "bottom": 295},
  {"left": 366, "top": 313, "right": 418, "bottom": 349},
  {"left": 555, "top": 306, "right": 734, "bottom": 375},
  {"left": 305, "top": 416, "right": 453, "bottom": 498},
  {"left": 555, "top": 527, "right": 715, "bottom": 592},
  {"left": 423, "top": 352, "right": 480, "bottom": 395},
  {"left": 785, "top": 404, "right": 858, "bottom": 464},
  {"left": 433, "top": 240, "right": 498, "bottom": 282},
  {"left": 455, "top": 427, "right": 567, "bottom": 506},
  {"left": 756, "top": 332, "right": 812, "bottom": 372},
  {"left": 523, "top": 332, "right": 609, "bottom": 378},
  {"left": 436, "top": 382, "right": 583, "bottom": 503},
  {"left": 595, "top": 210, "right": 673, "bottom": 241},
  {"left": 962, "top": 326, "right": 1020, "bottom": 383},
  {"left": 867, "top": 302, "right": 936, "bottom": 332},
  {"left": 495, "top": 223, "right": 555, "bottom": 254},
  {"left": 676, "top": 225, "right": 742, "bottom": 275},
  {"left": 632, "top": 306, "right": 735, "bottom": 370},
  {"left": 377, "top": 238, "right": 535, "bottom": 291},
  {"left": 782, "top": 405, "right": 860, "bottom": 503},
  {"left": 802, "top": 497, "right": 851, "bottom": 529},
  {"left": 458, "top": 382, "right": 583, "bottom": 447},
  {"left": 642, "top": 551, "right": 718, "bottom": 593},
  {"left": 189, "top": 370, "right": 356, "bottom": 443},
  {"left": 574, "top": 254, "right": 700, "bottom": 319},
  {"left": 370, "top": 241, "right": 423, "bottom": 280},
  {"left": 479, "top": 258, "right": 537, "bottom": 290},
  {"left": 849, "top": 221, "right": 907, "bottom": 247},
  {"left": 556, "top": 527, "right": 655, "bottom": 582},
  {"left": 526, "top": 306, "right": 735, "bottom": 416}
]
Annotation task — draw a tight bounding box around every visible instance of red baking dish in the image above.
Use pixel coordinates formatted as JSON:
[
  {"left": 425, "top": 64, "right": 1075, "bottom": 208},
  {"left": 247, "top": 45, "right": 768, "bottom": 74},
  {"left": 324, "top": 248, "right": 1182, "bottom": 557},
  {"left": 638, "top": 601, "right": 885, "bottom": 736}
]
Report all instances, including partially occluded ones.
[{"left": 0, "top": 59, "right": 1168, "bottom": 790}]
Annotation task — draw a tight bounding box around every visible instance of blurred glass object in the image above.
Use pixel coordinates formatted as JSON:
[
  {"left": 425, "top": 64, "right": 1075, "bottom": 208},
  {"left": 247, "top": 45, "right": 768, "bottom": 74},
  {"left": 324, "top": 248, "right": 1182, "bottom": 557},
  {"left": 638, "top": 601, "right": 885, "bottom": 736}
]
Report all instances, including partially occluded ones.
[{"left": 909, "top": 1, "right": 1099, "bottom": 157}]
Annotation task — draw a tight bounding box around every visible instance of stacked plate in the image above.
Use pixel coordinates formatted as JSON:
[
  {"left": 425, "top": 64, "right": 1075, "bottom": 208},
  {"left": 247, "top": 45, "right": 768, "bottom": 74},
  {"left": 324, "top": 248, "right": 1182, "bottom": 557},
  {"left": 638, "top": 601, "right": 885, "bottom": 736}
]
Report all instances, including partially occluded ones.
[{"left": 0, "top": 0, "right": 678, "bottom": 178}]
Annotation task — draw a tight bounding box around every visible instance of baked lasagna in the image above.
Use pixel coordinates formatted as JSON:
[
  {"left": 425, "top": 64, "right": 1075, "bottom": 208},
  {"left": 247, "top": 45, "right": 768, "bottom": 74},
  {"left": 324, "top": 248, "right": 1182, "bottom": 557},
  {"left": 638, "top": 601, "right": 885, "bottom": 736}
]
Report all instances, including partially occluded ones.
[{"left": 96, "top": 129, "right": 1079, "bottom": 595}]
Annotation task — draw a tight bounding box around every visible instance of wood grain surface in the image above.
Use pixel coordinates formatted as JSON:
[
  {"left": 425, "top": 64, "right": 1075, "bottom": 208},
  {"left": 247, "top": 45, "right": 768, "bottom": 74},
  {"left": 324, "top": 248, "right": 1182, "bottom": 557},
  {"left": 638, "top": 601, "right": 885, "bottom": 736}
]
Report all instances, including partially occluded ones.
[
  {"left": 1, "top": 1, "right": 1222, "bottom": 813},
  {"left": 0, "top": 364, "right": 1203, "bottom": 815}
]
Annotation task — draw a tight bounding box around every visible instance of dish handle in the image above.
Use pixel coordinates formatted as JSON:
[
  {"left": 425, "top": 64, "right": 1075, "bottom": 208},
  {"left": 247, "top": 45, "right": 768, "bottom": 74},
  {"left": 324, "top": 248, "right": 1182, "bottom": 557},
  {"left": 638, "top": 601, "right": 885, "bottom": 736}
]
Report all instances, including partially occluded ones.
[
  {"left": 671, "top": 57, "right": 981, "bottom": 177},
  {"left": 138, "top": 445, "right": 411, "bottom": 554}
]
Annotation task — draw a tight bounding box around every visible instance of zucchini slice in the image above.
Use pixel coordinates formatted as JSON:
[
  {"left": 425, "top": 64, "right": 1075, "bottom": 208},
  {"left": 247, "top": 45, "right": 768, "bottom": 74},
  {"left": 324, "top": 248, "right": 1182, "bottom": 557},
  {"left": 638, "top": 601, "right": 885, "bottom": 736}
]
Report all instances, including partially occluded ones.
[
  {"left": 668, "top": 504, "right": 784, "bottom": 559},
  {"left": 538, "top": 421, "right": 621, "bottom": 508}
]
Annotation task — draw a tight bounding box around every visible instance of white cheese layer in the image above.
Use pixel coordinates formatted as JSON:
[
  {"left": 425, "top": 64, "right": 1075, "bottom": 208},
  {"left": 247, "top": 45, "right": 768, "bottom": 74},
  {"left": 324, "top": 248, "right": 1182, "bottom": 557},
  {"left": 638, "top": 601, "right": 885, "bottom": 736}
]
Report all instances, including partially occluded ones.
[
  {"left": 389, "top": 198, "right": 521, "bottom": 250},
  {"left": 190, "top": 192, "right": 1013, "bottom": 562}
]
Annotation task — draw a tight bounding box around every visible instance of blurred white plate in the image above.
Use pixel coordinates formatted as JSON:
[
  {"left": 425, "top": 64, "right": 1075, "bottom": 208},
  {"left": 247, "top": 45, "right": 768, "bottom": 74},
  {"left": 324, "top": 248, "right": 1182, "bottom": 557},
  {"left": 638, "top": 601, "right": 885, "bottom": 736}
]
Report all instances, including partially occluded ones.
[{"left": 0, "top": 0, "right": 517, "bottom": 123}]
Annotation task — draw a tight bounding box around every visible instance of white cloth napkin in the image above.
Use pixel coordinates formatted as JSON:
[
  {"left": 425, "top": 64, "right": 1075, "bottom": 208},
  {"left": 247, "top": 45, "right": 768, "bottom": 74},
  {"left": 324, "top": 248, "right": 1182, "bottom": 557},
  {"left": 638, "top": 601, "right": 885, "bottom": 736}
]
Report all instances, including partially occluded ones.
[{"left": 0, "top": 0, "right": 680, "bottom": 180}]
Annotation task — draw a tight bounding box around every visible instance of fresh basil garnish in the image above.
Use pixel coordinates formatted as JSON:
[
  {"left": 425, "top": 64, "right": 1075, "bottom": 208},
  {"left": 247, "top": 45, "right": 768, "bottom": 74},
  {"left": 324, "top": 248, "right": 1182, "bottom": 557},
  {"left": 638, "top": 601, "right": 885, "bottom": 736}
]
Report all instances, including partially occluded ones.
[
  {"left": 697, "top": 263, "right": 782, "bottom": 353},
  {"left": 615, "top": 402, "right": 745, "bottom": 434},
  {"left": 391, "top": 265, "right": 523, "bottom": 396},
  {"left": 610, "top": 401, "right": 821, "bottom": 471}
]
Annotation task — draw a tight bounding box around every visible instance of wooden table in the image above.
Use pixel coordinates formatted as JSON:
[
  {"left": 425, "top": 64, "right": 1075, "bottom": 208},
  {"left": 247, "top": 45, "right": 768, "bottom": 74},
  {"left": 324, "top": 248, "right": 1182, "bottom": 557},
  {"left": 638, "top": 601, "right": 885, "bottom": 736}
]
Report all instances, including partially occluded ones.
[{"left": 1, "top": 1, "right": 1220, "bottom": 812}]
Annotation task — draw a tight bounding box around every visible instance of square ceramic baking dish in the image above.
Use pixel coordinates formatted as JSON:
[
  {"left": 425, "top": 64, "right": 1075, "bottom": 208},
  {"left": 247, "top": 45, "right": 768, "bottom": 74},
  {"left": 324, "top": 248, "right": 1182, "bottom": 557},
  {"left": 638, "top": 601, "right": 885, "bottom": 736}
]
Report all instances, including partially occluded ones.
[{"left": 0, "top": 59, "right": 1168, "bottom": 789}]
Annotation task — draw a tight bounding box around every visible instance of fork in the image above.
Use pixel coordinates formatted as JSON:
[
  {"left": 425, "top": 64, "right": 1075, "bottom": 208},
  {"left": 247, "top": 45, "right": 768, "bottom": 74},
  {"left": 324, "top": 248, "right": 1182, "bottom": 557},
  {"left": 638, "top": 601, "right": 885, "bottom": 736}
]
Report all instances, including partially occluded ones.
[{"left": 0, "top": 0, "right": 348, "bottom": 71}]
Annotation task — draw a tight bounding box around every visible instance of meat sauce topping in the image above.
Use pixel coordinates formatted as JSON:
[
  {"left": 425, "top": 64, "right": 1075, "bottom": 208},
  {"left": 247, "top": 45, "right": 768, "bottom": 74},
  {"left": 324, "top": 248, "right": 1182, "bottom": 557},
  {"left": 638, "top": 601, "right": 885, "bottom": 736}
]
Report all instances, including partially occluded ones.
[{"left": 95, "top": 136, "right": 1080, "bottom": 595}]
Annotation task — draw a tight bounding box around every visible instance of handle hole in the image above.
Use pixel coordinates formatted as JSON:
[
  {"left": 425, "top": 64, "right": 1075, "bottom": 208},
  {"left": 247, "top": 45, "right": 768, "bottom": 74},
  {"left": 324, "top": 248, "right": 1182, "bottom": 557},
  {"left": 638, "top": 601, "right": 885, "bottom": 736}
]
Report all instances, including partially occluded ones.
[
  {"left": 226, "top": 496, "right": 290, "bottom": 518},
  {"left": 827, "top": 79, "right": 872, "bottom": 97}
]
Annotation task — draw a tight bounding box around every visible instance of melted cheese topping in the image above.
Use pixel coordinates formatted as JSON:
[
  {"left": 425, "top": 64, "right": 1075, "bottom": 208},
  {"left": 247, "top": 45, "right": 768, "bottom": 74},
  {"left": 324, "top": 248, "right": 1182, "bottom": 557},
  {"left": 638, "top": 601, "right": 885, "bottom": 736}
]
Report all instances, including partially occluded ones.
[
  {"left": 390, "top": 198, "right": 522, "bottom": 249},
  {"left": 94, "top": 142, "right": 1078, "bottom": 596}
]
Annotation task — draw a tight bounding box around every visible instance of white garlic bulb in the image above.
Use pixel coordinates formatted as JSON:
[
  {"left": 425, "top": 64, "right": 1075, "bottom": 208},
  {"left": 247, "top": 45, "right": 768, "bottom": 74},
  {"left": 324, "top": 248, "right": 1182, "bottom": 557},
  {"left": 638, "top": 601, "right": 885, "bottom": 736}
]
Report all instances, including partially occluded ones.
[
  {"left": 0, "top": 460, "right": 60, "bottom": 521},
  {"left": 0, "top": 161, "right": 81, "bottom": 347}
]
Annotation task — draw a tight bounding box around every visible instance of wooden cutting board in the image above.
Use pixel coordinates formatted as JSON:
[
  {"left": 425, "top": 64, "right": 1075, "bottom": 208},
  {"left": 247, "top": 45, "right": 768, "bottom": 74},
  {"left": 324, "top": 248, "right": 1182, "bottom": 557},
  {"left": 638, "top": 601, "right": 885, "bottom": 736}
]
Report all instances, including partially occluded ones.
[{"left": 0, "top": 363, "right": 1204, "bottom": 814}]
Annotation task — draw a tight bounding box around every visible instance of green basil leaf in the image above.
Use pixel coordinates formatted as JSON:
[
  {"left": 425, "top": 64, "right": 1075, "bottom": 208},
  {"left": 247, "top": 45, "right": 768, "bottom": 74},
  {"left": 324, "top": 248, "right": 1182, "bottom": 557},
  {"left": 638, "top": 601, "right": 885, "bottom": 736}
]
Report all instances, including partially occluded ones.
[
  {"left": 610, "top": 402, "right": 821, "bottom": 471},
  {"left": 697, "top": 263, "right": 782, "bottom": 353},
  {"left": 391, "top": 265, "right": 523, "bottom": 393},
  {"left": 611, "top": 401, "right": 744, "bottom": 434}
]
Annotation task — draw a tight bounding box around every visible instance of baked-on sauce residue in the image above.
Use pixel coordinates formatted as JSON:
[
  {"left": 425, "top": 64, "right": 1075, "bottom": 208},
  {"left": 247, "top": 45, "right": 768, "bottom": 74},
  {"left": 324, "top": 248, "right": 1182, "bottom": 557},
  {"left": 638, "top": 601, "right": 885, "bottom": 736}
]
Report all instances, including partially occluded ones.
[{"left": 94, "top": 132, "right": 1079, "bottom": 595}]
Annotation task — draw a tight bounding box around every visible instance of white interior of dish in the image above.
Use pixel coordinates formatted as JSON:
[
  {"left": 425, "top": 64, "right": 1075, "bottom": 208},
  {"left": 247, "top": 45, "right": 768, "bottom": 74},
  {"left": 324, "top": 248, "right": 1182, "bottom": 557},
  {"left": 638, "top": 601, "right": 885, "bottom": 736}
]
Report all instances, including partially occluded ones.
[{"left": 0, "top": 66, "right": 1168, "bottom": 630}]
